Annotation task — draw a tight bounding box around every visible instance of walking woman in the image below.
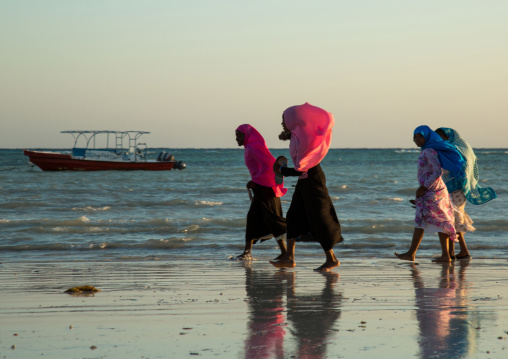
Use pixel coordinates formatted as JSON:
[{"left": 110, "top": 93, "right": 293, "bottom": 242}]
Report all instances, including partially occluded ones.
[
  {"left": 235, "top": 124, "right": 288, "bottom": 260},
  {"left": 271, "top": 103, "right": 343, "bottom": 271},
  {"left": 395, "top": 125, "right": 465, "bottom": 262},
  {"left": 435, "top": 127, "right": 497, "bottom": 260}
]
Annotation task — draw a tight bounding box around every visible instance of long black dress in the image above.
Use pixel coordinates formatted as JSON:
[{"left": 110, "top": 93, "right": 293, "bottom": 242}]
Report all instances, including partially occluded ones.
[
  {"left": 245, "top": 184, "right": 287, "bottom": 243},
  {"left": 282, "top": 164, "right": 343, "bottom": 251}
]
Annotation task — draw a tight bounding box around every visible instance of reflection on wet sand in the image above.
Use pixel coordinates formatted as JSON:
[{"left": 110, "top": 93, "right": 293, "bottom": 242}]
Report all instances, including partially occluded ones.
[
  {"left": 243, "top": 267, "right": 286, "bottom": 359},
  {"left": 287, "top": 271, "right": 342, "bottom": 358},
  {"left": 243, "top": 266, "right": 342, "bottom": 358},
  {"left": 411, "top": 261, "right": 479, "bottom": 358}
]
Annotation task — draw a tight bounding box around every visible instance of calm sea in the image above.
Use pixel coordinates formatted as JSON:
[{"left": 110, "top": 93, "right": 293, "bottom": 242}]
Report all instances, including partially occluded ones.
[{"left": 0, "top": 148, "right": 506, "bottom": 263}]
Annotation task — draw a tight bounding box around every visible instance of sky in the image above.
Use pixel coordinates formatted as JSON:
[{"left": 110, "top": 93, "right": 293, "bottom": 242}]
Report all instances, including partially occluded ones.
[{"left": 1, "top": 0, "right": 507, "bottom": 149}]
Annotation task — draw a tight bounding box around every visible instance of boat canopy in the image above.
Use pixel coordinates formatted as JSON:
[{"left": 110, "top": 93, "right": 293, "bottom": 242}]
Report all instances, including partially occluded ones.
[{"left": 61, "top": 131, "right": 149, "bottom": 153}]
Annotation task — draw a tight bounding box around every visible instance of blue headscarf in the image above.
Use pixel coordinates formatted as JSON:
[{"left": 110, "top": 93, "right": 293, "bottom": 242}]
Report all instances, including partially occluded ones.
[
  {"left": 414, "top": 125, "right": 466, "bottom": 180},
  {"left": 438, "top": 127, "right": 496, "bottom": 205}
]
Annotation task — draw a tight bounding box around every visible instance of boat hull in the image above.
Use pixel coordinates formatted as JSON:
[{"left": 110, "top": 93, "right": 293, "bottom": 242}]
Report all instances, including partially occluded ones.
[{"left": 24, "top": 150, "right": 175, "bottom": 171}]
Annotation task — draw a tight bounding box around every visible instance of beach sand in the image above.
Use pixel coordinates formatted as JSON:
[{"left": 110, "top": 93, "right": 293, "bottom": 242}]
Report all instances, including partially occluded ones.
[{"left": 1, "top": 258, "right": 507, "bottom": 358}]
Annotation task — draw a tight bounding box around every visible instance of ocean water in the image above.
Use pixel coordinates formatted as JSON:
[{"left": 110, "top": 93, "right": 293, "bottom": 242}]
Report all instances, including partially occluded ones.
[{"left": 0, "top": 148, "right": 506, "bottom": 263}]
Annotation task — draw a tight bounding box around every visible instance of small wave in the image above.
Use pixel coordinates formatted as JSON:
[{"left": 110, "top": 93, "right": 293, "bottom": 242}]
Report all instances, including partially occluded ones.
[
  {"left": 58, "top": 216, "right": 90, "bottom": 225},
  {"left": 37, "top": 216, "right": 92, "bottom": 228},
  {"left": 48, "top": 226, "right": 110, "bottom": 234},
  {"left": 181, "top": 224, "right": 200, "bottom": 232},
  {"left": 72, "top": 206, "right": 111, "bottom": 212},
  {"left": 0, "top": 242, "right": 109, "bottom": 251},
  {"left": 69, "top": 242, "right": 110, "bottom": 249},
  {"left": 340, "top": 241, "right": 397, "bottom": 249},
  {"left": 124, "top": 199, "right": 225, "bottom": 208},
  {"left": 140, "top": 238, "right": 193, "bottom": 249},
  {"left": 385, "top": 198, "right": 404, "bottom": 202},
  {"left": 475, "top": 150, "right": 507, "bottom": 154},
  {"left": 0, "top": 237, "right": 195, "bottom": 252},
  {"left": 341, "top": 218, "right": 414, "bottom": 234},
  {"left": 329, "top": 184, "right": 352, "bottom": 192},
  {"left": 146, "top": 218, "right": 173, "bottom": 225},
  {"left": 23, "top": 216, "right": 244, "bottom": 236},
  {"left": 394, "top": 149, "right": 419, "bottom": 153},
  {"left": 475, "top": 219, "right": 508, "bottom": 232},
  {"left": 354, "top": 224, "right": 414, "bottom": 234},
  {"left": 195, "top": 200, "right": 223, "bottom": 207}
]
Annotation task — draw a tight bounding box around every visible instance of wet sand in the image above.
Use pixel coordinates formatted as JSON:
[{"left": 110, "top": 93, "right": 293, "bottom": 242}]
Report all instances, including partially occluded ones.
[{"left": 1, "top": 258, "right": 507, "bottom": 358}]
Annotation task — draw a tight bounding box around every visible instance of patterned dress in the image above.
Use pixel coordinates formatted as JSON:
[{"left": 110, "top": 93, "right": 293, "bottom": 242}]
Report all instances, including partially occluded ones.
[
  {"left": 442, "top": 168, "right": 476, "bottom": 234},
  {"left": 449, "top": 189, "right": 476, "bottom": 233},
  {"left": 415, "top": 149, "right": 457, "bottom": 241}
]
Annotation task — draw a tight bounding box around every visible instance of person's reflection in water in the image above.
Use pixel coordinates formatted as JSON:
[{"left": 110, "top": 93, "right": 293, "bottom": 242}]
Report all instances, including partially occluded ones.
[
  {"left": 243, "top": 266, "right": 289, "bottom": 359},
  {"left": 243, "top": 268, "right": 342, "bottom": 359},
  {"left": 411, "top": 261, "right": 474, "bottom": 358},
  {"left": 447, "top": 261, "right": 477, "bottom": 357},
  {"left": 286, "top": 272, "right": 342, "bottom": 358}
]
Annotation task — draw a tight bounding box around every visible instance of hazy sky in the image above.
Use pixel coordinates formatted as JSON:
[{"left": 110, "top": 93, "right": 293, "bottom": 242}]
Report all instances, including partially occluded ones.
[{"left": 1, "top": 1, "right": 507, "bottom": 149}]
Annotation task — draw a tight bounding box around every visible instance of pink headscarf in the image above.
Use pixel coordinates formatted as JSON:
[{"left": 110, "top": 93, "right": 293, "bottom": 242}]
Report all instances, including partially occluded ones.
[
  {"left": 283, "top": 103, "right": 334, "bottom": 177},
  {"left": 236, "top": 124, "right": 287, "bottom": 197}
]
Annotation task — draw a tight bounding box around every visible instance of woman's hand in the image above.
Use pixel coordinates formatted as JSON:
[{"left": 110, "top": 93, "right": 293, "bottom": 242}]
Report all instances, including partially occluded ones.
[
  {"left": 246, "top": 181, "right": 256, "bottom": 189},
  {"left": 273, "top": 156, "right": 287, "bottom": 174},
  {"left": 273, "top": 161, "right": 281, "bottom": 174},
  {"left": 416, "top": 186, "right": 427, "bottom": 198}
]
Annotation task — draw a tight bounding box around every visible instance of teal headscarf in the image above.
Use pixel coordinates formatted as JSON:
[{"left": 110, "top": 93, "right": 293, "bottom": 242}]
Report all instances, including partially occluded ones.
[
  {"left": 437, "top": 127, "right": 497, "bottom": 205},
  {"left": 414, "top": 125, "right": 466, "bottom": 180}
]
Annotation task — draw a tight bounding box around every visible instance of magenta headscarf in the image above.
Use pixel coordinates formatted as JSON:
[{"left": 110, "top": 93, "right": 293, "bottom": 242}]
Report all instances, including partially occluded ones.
[
  {"left": 283, "top": 102, "right": 334, "bottom": 177},
  {"left": 236, "top": 124, "right": 287, "bottom": 197}
]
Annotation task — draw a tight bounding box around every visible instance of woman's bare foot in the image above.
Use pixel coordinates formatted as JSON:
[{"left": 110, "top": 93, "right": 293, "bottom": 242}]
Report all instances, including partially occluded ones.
[
  {"left": 235, "top": 252, "right": 252, "bottom": 260},
  {"left": 273, "top": 253, "right": 284, "bottom": 260},
  {"left": 269, "top": 258, "right": 295, "bottom": 268},
  {"left": 314, "top": 260, "right": 340, "bottom": 272},
  {"left": 432, "top": 256, "right": 451, "bottom": 263},
  {"left": 395, "top": 252, "right": 415, "bottom": 261},
  {"left": 456, "top": 252, "right": 471, "bottom": 260}
]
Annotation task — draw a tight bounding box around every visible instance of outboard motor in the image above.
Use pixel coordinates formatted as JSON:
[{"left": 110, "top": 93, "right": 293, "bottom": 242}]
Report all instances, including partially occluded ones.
[{"left": 174, "top": 161, "right": 186, "bottom": 170}]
